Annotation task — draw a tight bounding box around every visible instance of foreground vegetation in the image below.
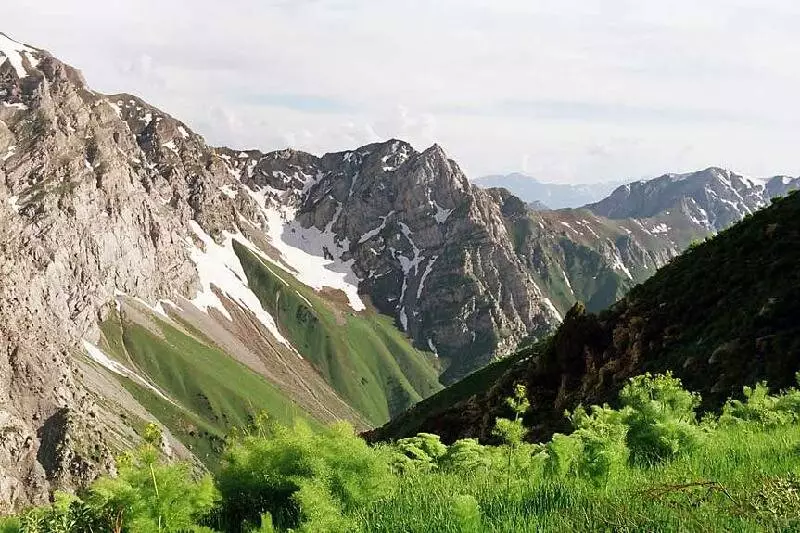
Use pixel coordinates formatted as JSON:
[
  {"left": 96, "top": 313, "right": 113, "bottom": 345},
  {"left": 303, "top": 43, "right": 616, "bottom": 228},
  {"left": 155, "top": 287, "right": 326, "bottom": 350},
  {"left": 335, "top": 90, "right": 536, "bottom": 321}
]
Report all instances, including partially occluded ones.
[{"left": 3, "top": 373, "right": 800, "bottom": 532}]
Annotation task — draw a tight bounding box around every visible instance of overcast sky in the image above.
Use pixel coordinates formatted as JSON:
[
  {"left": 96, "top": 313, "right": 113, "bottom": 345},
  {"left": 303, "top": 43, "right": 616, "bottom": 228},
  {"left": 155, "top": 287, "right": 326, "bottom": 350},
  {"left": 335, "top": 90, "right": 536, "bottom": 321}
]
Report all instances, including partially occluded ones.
[{"left": 4, "top": 1, "right": 799, "bottom": 182}]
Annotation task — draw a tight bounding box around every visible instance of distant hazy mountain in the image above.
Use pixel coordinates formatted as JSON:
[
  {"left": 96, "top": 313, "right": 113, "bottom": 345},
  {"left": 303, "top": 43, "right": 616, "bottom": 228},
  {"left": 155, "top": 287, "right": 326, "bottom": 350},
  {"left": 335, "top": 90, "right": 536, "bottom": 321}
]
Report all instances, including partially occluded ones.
[{"left": 473, "top": 172, "right": 627, "bottom": 209}]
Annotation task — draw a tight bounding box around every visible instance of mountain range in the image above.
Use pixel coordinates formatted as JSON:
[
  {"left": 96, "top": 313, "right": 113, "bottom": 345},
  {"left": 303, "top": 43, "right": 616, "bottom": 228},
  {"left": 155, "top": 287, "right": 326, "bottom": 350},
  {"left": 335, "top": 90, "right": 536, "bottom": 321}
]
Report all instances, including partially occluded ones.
[
  {"left": 1, "top": 31, "right": 797, "bottom": 509},
  {"left": 473, "top": 172, "right": 628, "bottom": 208}
]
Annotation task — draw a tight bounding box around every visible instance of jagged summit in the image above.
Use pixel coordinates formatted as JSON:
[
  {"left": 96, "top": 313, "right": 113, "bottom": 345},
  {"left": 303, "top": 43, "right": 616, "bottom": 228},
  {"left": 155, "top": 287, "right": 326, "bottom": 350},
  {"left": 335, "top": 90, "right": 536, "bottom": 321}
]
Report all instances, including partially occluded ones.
[{"left": 587, "top": 167, "right": 781, "bottom": 231}]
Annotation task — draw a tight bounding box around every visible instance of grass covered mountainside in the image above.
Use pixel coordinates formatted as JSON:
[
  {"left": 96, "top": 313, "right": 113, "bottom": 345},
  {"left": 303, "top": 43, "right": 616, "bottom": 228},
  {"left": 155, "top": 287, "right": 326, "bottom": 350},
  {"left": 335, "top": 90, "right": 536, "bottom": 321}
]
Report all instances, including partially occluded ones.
[
  {"left": 5, "top": 183, "right": 799, "bottom": 533},
  {"left": 97, "top": 308, "right": 317, "bottom": 467},
  {"left": 233, "top": 242, "right": 442, "bottom": 425},
  {"left": 370, "top": 191, "right": 800, "bottom": 444}
]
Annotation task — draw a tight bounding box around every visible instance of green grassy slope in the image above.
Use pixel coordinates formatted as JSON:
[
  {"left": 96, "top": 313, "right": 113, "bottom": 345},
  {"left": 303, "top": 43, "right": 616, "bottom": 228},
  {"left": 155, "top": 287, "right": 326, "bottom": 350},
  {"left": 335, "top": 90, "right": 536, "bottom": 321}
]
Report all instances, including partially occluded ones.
[
  {"left": 99, "top": 310, "right": 313, "bottom": 467},
  {"left": 233, "top": 241, "right": 442, "bottom": 425},
  {"left": 373, "top": 191, "right": 800, "bottom": 443}
]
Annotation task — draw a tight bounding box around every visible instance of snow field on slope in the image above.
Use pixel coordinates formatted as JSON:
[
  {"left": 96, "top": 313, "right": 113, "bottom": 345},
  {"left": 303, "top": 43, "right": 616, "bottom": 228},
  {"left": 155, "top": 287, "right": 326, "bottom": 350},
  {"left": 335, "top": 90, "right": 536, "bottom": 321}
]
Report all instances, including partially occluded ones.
[
  {"left": 0, "top": 33, "right": 37, "bottom": 78},
  {"left": 186, "top": 221, "right": 293, "bottom": 348},
  {"left": 246, "top": 186, "right": 367, "bottom": 312}
]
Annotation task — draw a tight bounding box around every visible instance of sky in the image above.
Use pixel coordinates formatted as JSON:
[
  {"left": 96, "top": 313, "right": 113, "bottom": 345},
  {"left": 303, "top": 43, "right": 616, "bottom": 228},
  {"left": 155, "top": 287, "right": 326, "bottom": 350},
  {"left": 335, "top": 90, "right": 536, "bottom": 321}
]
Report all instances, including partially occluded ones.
[{"left": 4, "top": 1, "right": 799, "bottom": 183}]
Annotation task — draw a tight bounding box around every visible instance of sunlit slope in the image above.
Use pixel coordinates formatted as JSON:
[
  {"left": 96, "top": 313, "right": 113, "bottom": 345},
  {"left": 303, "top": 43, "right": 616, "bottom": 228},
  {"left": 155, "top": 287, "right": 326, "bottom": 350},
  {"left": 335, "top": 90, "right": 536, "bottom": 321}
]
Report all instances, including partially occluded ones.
[{"left": 233, "top": 241, "right": 443, "bottom": 425}]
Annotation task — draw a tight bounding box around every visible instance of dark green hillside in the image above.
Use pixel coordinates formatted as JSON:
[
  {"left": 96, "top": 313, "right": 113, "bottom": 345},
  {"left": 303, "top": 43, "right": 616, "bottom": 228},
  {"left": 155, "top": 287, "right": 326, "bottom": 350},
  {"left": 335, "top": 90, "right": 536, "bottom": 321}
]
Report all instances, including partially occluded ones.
[{"left": 371, "top": 192, "right": 800, "bottom": 443}]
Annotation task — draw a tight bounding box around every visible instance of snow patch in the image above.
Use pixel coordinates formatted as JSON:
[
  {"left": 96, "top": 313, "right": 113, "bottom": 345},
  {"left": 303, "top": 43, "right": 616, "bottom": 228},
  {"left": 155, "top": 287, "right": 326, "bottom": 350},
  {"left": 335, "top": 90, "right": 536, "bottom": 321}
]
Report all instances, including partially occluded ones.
[
  {"left": 381, "top": 141, "right": 411, "bottom": 171},
  {"left": 560, "top": 221, "right": 582, "bottom": 236},
  {"left": 2, "top": 145, "right": 16, "bottom": 162},
  {"left": 397, "top": 222, "right": 424, "bottom": 281},
  {"left": 427, "top": 338, "right": 439, "bottom": 357},
  {"left": 186, "top": 221, "right": 292, "bottom": 347},
  {"left": 431, "top": 201, "right": 453, "bottom": 224},
  {"left": 177, "top": 126, "right": 190, "bottom": 139},
  {"left": 162, "top": 140, "right": 178, "bottom": 155},
  {"left": 359, "top": 211, "right": 395, "bottom": 244},
  {"left": 562, "top": 269, "right": 574, "bottom": 294},
  {"left": 107, "top": 101, "right": 121, "bottom": 117},
  {"left": 541, "top": 298, "right": 562, "bottom": 321},
  {"left": 113, "top": 289, "right": 176, "bottom": 322},
  {"left": 650, "top": 223, "right": 669, "bottom": 234},
  {"left": 219, "top": 184, "right": 237, "bottom": 199},
  {"left": 577, "top": 219, "right": 600, "bottom": 239},
  {"left": 82, "top": 340, "right": 175, "bottom": 404},
  {"left": 399, "top": 308, "right": 409, "bottom": 331},
  {"left": 6, "top": 195, "right": 20, "bottom": 212},
  {"left": 609, "top": 246, "right": 633, "bottom": 280},
  {"left": 1, "top": 101, "right": 27, "bottom": 111},
  {"left": 416, "top": 256, "right": 439, "bottom": 299},
  {"left": 0, "top": 34, "right": 36, "bottom": 78},
  {"left": 296, "top": 291, "right": 314, "bottom": 308},
  {"left": 246, "top": 187, "right": 366, "bottom": 311}
]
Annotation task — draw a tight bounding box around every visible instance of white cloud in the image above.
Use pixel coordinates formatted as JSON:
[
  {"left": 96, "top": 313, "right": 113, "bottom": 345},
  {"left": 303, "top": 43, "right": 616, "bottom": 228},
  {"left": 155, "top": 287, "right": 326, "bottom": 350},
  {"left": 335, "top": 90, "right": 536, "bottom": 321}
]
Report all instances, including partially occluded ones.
[{"left": 3, "top": 0, "right": 799, "bottom": 181}]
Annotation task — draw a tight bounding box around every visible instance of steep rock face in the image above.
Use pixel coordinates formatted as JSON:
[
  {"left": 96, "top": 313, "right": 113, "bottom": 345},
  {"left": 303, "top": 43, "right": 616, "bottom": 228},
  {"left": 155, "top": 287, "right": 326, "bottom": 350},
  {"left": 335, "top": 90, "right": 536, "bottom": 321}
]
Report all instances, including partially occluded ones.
[
  {"left": 490, "top": 189, "right": 680, "bottom": 315},
  {"left": 765, "top": 175, "right": 800, "bottom": 198},
  {"left": 1, "top": 36, "right": 209, "bottom": 509},
  {"left": 1, "top": 30, "right": 794, "bottom": 509},
  {"left": 2, "top": 31, "right": 562, "bottom": 505},
  {"left": 0, "top": 34, "right": 359, "bottom": 510},
  {"left": 233, "top": 141, "right": 561, "bottom": 382}
]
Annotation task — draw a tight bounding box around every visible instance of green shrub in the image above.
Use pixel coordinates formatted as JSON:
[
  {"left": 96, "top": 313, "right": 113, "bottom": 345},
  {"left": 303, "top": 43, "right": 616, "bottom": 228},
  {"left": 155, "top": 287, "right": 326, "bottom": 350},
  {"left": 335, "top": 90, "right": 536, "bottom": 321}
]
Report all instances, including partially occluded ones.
[
  {"left": 216, "top": 417, "right": 393, "bottom": 532},
  {"left": 6, "top": 493, "right": 104, "bottom": 533},
  {"left": 391, "top": 433, "right": 448, "bottom": 472},
  {"left": 0, "top": 517, "right": 19, "bottom": 533},
  {"left": 440, "top": 439, "right": 491, "bottom": 471},
  {"left": 544, "top": 433, "right": 583, "bottom": 478},
  {"left": 568, "top": 404, "right": 629, "bottom": 483},
  {"left": 452, "top": 494, "right": 482, "bottom": 533},
  {"left": 619, "top": 372, "right": 704, "bottom": 464},
  {"left": 721, "top": 380, "right": 800, "bottom": 428},
  {"left": 3, "top": 424, "right": 216, "bottom": 533},
  {"left": 87, "top": 424, "right": 218, "bottom": 532}
]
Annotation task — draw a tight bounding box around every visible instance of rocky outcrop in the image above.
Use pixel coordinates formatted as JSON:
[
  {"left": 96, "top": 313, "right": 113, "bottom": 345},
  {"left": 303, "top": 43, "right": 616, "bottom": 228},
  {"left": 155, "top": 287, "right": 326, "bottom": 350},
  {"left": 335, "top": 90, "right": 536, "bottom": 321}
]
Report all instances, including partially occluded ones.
[
  {"left": 1, "top": 32, "right": 560, "bottom": 505},
  {"left": 1, "top": 34, "right": 236, "bottom": 509}
]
